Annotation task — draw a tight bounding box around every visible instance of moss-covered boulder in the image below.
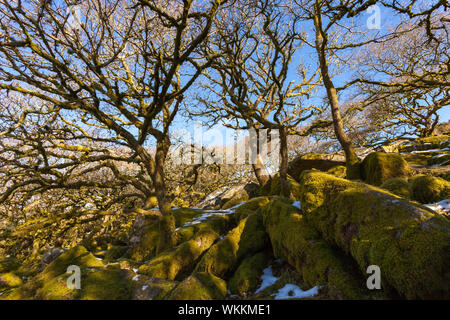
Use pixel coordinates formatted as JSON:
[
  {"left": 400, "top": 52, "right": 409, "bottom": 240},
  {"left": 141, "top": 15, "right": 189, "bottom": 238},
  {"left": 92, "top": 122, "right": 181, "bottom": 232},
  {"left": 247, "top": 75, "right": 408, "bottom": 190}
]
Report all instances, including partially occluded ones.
[
  {"left": 129, "top": 208, "right": 205, "bottom": 262},
  {"left": 39, "top": 246, "right": 104, "bottom": 282},
  {"left": 262, "top": 197, "right": 374, "bottom": 299},
  {"left": 361, "top": 152, "right": 411, "bottom": 186},
  {"left": 443, "top": 171, "right": 450, "bottom": 182},
  {"left": 78, "top": 269, "right": 132, "bottom": 300},
  {"left": 327, "top": 165, "right": 347, "bottom": 178},
  {"left": 104, "top": 245, "right": 128, "bottom": 263},
  {"left": 261, "top": 174, "right": 302, "bottom": 200},
  {"left": 228, "top": 251, "right": 269, "bottom": 296},
  {"left": 0, "top": 257, "right": 20, "bottom": 273},
  {"left": 287, "top": 154, "right": 346, "bottom": 181},
  {"left": 126, "top": 274, "right": 177, "bottom": 300},
  {"left": 234, "top": 196, "right": 270, "bottom": 222},
  {"left": 409, "top": 175, "right": 450, "bottom": 204},
  {"left": 138, "top": 227, "right": 221, "bottom": 280},
  {"left": 166, "top": 272, "right": 227, "bottom": 300},
  {"left": 222, "top": 183, "right": 260, "bottom": 210},
  {"left": 380, "top": 178, "right": 410, "bottom": 198},
  {"left": 0, "top": 272, "right": 23, "bottom": 288},
  {"left": 299, "top": 170, "right": 450, "bottom": 299},
  {"left": 194, "top": 213, "right": 268, "bottom": 278}
]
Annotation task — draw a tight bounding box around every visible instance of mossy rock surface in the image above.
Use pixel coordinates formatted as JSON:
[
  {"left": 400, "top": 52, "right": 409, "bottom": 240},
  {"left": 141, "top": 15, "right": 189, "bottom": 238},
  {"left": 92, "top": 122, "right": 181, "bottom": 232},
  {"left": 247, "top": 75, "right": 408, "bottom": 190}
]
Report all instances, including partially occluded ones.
[
  {"left": 79, "top": 269, "right": 132, "bottom": 300},
  {"left": 228, "top": 251, "right": 269, "bottom": 296},
  {"left": 262, "top": 197, "right": 374, "bottom": 299},
  {"left": 299, "top": 170, "right": 450, "bottom": 299},
  {"left": 0, "top": 272, "right": 23, "bottom": 288},
  {"left": 0, "top": 257, "right": 20, "bottom": 273},
  {"left": 287, "top": 154, "right": 345, "bottom": 181},
  {"left": 234, "top": 196, "right": 270, "bottom": 222},
  {"left": 409, "top": 175, "right": 450, "bottom": 204},
  {"left": 327, "top": 165, "right": 347, "bottom": 178},
  {"left": 194, "top": 213, "right": 268, "bottom": 278},
  {"left": 221, "top": 183, "right": 260, "bottom": 210},
  {"left": 443, "top": 171, "right": 450, "bottom": 182},
  {"left": 138, "top": 227, "right": 220, "bottom": 280},
  {"left": 380, "top": 178, "right": 410, "bottom": 198},
  {"left": 361, "top": 152, "right": 411, "bottom": 186},
  {"left": 166, "top": 272, "right": 227, "bottom": 300},
  {"left": 126, "top": 274, "right": 177, "bottom": 300},
  {"left": 104, "top": 245, "right": 128, "bottom": 262},
  {"left": 38, "top": 246, "right": 104, "bottom": 282},
  {"left": 261, "top": 174, "right": 302, "bottom": 200}
]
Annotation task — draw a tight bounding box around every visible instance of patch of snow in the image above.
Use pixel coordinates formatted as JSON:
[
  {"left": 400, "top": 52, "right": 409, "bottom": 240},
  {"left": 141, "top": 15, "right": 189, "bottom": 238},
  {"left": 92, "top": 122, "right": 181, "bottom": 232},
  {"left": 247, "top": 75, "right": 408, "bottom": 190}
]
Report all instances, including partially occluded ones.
[
  {"left": 292, "top": 201, "right": 301, "bottom": 210},
  {"left": 132, "top": 275, "right": 140, "bottom": 281},
  {"left": 273, "top": 284, "right": 320, "bottom": 300},
  {"left": 142, "top": 285, "right": 148, "bottom": 290},
  {"left": 424, "top": 199, "right": 450, "bottom": 212},
  {"left": 133, "top": 268, "right": 138, "bottom": 273},
  {"left": 178, "top": 209, "right": 235, "bottom": 229},
  {"left": 431, "top": 153, "right": 448, "bottom": 159},
  {"left": 228, "top": 202, "right": 245, "bottom": 210},
  {"left": 411, "top": 148, "right": 450, "bottom": 153},
  {"left": 255, "top": 266, "right": 280, "bottom": 293}
]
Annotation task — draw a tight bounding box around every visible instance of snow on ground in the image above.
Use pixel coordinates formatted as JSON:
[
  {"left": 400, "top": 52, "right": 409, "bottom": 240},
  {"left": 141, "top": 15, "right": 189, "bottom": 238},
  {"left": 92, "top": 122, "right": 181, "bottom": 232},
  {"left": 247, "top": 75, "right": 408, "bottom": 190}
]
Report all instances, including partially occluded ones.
[
  {"left": 292, "top": 201, "right": 301, "bottom": 210},
  {"left": 176, "top": 208, "right": 237, "bottom": 230},
  {"left": 273, "top": 284, "right": 320, "bottom": 300},
  {"left": 424, "top": 199, "right": 450, "bottom": 213},
  {"left": 255, "top": 266, "right": 280, "bottom": 293},
  {"left": 411, "top": 148, "right": 450, "bottom": 153}
]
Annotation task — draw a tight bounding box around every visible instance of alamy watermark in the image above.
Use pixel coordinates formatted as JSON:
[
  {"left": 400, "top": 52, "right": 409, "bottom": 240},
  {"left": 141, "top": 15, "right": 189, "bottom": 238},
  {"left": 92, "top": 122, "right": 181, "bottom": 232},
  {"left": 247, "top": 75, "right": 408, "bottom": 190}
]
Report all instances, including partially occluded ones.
[
  {"left": 366, "top": 5, "right": 381, "bottom": 30},
  {"left": 366, "top": 265, "right": 381, "bottom": 290},
  {"left": 66, "top": 265, "right": 81, "bottom": 290}
]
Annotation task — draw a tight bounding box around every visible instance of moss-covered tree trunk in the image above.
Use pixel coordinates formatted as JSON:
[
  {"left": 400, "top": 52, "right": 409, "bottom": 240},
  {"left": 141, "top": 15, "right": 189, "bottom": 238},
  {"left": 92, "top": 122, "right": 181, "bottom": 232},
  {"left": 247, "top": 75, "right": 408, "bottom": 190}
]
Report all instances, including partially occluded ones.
[
  {"left": 279, "top": 127, "right": 290, "bottom": 198},
  {"left": 313, "top": 3, "right": 361, "bottom": 180},
  {"left": 252, "top": 129, "right": 271, "bottom": 186},
  {"left": 153, "top": 137, "right": 176, "bottom": 253}
]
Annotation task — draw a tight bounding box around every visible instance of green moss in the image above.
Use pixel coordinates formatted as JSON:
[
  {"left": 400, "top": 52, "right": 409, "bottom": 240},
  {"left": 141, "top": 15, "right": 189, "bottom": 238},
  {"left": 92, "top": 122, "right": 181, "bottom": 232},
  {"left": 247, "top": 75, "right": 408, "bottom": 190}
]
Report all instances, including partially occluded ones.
[
  {"left": 409, "top": 175, "right": 450, "bottom": 204},
  {"left": 380, "top": 178, "right": 410, "bottom": 198},
  {"left": 129, "top": 217, "right": 160, "bottom": 262},
  {"left": 172, "top": 208, "right": 204, "bottom": 228},
  {"left": 228, "top": 251, "right": 269, "bottom": 296},
  {"left": 222, "top": 191, "right": 250, "bottom": 210},
  {"left": 39, "top": 246, "right": 104, "bottom": 282},
  {"left": 35, "top": 273, "right": 78, "bottom": 300},
  {"left": 234, "top": 196, "right": 270, "bottom": 222},
  {"left": 127, "top": 274, "right": 177, "bottom": 300},
  {"left": 262, "top": 197, "right": 372, "bottom": 299},
  {"left": 104, "top": 245, "right": 128, "bottom": 262},
  {"left": 0, "top": 272, "right": 23, "bottom": 288},
  {"left": 298, "top": 170, "right": 450, "bottom": 299},
  {"left": 0, "top": 287, "right": 29, "bottom": 300},
  {"left": 416, "top": 135, "right": 450, "bottom": 145},
  {"left": 361, "top": 152, "right": 411, "bottom": 186},
  {"left": 261, "top": 174, "right": 302, "bottom": 200},
  {"left": 327, "top": 165, "right": 347, "bottom": 178},
  {"left": 426, "top": 153, "right": 450, "bottom": 166},
  {"left": 443, "top": 171, "right": 450, "bottom": 182},
  {"left": 194, "top": 213, "right": 268, "bottom": 278},
  {"left": 0, "top": 257, "right": 20, "bottom": 273},
  {"left": 166, "top": 272, "right": 227, "bottom": 300},
  {"left": 138, "top": 227, "right": 220, "bottom": 280},
  {"left": 79, "top": 269, "right": 132, "bottom": 300}
]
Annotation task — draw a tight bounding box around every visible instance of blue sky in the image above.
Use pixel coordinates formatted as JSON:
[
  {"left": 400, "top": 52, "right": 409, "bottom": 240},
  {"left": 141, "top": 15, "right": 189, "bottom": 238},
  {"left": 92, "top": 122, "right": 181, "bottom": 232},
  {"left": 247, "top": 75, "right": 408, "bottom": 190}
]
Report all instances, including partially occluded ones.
[{"left": 171, "top": 3, "right": 449, "bottom": 147}]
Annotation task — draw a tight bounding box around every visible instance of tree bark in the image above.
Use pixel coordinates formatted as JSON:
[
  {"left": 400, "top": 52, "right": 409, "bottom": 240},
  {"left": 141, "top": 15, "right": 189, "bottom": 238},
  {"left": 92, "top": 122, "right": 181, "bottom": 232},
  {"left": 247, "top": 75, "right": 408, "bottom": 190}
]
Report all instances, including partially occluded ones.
[
  {"left": 279, "top": 127, "right": 290, "bottom": 197},
  {"left": 153, "top": 137, "right": 176, "bottom": 253},
  {"left": 313, "top": 4, "right": 361, "bottom": 179},
  {"left": 252, "top": 129, "right": 271, "bottom": 186}
]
